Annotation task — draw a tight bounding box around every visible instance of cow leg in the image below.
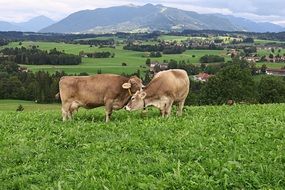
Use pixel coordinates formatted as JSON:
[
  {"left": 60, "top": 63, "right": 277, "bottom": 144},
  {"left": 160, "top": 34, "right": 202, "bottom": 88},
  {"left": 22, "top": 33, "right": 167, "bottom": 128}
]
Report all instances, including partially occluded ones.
[
  {"left": 160, "top": 109, "right": 165, "bottom": 117},
  {"left": 177, "top": 99, "right": 185, "bottom": 116},
  {"left": 62, "top": 102, "right": 71, "bottom": 121},
  {"left": 69, "top": 101, "right": 80, "bottom": 120},
  {"left": 105, "top": 101, "right": 113, "bottom": 122},
  {"left": 165, "top": 100, "right": 174, "bottom": 117}
]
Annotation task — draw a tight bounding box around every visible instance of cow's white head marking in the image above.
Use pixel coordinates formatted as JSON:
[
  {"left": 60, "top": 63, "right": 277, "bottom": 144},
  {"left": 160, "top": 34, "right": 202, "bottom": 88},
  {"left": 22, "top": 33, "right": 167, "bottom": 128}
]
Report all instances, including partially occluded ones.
[{"left": 126, "top": 91, "right": 147, "bottom": 111}]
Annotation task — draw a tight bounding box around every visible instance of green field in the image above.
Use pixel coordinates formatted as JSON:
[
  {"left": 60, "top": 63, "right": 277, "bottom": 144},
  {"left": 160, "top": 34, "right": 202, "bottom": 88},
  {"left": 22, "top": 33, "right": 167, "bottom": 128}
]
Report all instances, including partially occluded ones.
[
  {"left": 158, "top": 35, "right": 191, "bottom": 42},
  {"left": 3, "top": 41, "right": 230, "bottom": 75},
  {"left": 255, "top": 39, "right": 285, "bottom": 45},
  {"left": 256, "top": 62, "right": 285, "bottom": 69},
  {"left": 2, "top": 38, "right": 285, "bottom": 75},
  {"left": 0, "top": 100, "right": 60, "bottom": 111},
  {"left": 257, "top": 48, "right": 285, "bottom": 56},
  {"left": 0, "top": 103, "right": 285, "bottom": 189}
]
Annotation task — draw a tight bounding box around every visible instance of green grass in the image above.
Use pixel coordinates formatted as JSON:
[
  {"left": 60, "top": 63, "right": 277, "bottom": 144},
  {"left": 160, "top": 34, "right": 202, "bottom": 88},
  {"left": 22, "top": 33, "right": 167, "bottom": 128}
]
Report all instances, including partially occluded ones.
[
  {"left": 255, "top": 39, "right": 285, "bottom": 45},
  {"left": 158, "top": 35, "right": 191, "bottom": 42},
  {"left": 0, "top": 100, "right": 60, "bottom": 111},
  {"left": 2, "top": 41, "right": 231, "bottom": 75},
  {"left": 256, "top": 62, "right": 285, "bottom": 69},
  {"left": 257, "top": 48, "right": 285, "bottom": 57},
  {"left": 0, "top": 104, "right": 285, "bottom": 189},
  {"left": 74, "top": 36, "right": 126, "bottom": 42}
]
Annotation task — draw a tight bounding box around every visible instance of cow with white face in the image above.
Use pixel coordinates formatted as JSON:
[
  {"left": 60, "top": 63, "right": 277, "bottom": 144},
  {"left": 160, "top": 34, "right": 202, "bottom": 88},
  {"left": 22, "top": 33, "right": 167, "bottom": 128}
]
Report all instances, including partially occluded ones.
[{"left": 126, "top": 69, "right": 190, "bottom": 117}]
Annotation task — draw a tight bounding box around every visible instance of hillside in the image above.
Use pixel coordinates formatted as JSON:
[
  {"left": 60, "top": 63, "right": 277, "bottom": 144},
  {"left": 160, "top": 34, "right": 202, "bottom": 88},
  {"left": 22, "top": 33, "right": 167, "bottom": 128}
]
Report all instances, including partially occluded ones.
[
  {"left": 0, "top": 104, "right": 284, "bottom": 189},
  {"left": 40, "top": 4, "right": 284, "bottom": 34},
  {"left": 0, "top": 21, "right": 22, "bottom": 31},
  {"left": 0, "top": 16, "right": 55, "bottom": 32}
]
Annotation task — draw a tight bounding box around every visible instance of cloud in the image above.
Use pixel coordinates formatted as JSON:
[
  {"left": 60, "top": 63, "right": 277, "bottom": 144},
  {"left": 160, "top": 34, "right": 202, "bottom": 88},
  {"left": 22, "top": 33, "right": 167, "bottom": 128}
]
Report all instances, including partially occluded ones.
[{"left": 0, "top": 0, "right": 284, "bottom": 26}]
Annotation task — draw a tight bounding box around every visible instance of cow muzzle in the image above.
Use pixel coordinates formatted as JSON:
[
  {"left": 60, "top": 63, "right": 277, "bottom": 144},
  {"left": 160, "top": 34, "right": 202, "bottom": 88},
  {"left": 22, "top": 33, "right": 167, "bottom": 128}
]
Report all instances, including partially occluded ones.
[{"left": 125, "top": 105, "right": 131, "bottom": 111}]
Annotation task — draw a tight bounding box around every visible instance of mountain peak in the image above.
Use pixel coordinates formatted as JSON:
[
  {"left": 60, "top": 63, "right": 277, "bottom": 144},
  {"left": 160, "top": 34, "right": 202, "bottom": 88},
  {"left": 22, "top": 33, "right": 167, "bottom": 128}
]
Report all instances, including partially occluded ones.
[
  {"left": 27, "top": 15, "right": 54, "bottom": 23},
  {"left": 40, "top": 4, "right": 285, "bottom": 34}
]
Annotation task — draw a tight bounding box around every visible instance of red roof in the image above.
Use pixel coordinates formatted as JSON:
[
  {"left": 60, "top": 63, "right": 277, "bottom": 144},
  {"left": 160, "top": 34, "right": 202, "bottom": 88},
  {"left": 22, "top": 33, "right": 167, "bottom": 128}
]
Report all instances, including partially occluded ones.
[{"left": 196, "top": 73, "right": 214, "bottom": 80}]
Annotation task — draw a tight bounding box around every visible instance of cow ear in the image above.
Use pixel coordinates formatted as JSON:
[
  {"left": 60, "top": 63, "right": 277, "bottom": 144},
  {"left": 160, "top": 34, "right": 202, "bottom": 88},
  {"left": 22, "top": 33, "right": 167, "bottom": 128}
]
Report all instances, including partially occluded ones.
[
  {"left": 122, "top": 83, "right": 131, "bottom": 89},
  {"left": 140, "top": 92, "right": 147, "bottom": 99}
]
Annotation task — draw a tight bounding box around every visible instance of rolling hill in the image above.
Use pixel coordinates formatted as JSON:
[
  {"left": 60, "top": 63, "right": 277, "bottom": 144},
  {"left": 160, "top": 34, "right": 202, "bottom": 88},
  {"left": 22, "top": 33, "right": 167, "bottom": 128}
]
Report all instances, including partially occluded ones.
[
  {"left": 0, "top": 16, "right": 55, "bottom": 32},
  {"left": 40, "top": 4, "right": 284, "bottom": 34}
]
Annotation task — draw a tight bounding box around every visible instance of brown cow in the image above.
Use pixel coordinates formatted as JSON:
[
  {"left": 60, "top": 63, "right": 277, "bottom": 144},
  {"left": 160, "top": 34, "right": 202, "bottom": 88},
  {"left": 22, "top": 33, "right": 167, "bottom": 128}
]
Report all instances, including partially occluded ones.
[
  {"left": 58, "top": 74, "right": 143, "bottom": 122},
  {"left": 126, "top": 69, "right": 190, "bottom": 117}
]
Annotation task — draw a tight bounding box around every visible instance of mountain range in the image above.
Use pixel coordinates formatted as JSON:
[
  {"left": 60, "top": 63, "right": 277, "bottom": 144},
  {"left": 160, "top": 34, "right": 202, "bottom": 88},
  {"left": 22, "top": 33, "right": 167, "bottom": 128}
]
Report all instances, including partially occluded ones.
[
  {"left": 0, "top": 4, "right": 284, "bottom": 33},
  {"left": 0, "top": 16, "right": 55, "bottom": 32}
]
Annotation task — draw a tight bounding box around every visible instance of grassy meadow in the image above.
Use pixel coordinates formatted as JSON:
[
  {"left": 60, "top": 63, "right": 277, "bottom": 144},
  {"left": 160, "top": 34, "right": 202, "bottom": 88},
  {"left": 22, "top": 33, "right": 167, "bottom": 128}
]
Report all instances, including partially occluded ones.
[
  {"left": 1, "top": 35, "right": 285, "bottom": 75},
  {"left": 0, "top": 104, "right": 285, "bottom": 189},
  {"left": 0, "top": 100, "right": 60, "bottom": 111},
  {"left": 3, "top": 41, "right": 230, "bottom": 75}
]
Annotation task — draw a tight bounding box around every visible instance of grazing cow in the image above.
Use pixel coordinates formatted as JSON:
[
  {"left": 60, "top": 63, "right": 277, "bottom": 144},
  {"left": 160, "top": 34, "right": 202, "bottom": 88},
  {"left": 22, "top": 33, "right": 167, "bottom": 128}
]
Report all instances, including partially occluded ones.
[
  {"left": 126, "top": 69, "right": 190, "bottom": 117},
  {"left": 57, "top": 74, "right": 143, "bottom": 122}
]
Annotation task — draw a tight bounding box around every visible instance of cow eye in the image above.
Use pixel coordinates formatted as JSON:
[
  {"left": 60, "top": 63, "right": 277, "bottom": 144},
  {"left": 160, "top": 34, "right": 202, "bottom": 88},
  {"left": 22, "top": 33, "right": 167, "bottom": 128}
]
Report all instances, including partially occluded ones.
[{"left": 131, "top": 97, "right": 135, "bottom": 101}]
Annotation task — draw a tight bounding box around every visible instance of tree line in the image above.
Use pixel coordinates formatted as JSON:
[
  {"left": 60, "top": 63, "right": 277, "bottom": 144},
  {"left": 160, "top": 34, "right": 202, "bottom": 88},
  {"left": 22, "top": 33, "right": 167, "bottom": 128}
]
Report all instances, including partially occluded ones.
[
  {"left": 0, "top": 59, "right": 64, "bottom": 103},
  {"left": 79, "top": 51, "right": 115, "bottom": 58},
  {"left": 75, "top": 39, "right": 115, "bottom": 46},
  {"left": 123, "top": 43, "right": 186, "bottom": 54},
  {"left": 0, "top": 39, "right": 8, "bottom": 46},
  {"left": 1, "top": 47, "right": 81, "bottom": 65}
]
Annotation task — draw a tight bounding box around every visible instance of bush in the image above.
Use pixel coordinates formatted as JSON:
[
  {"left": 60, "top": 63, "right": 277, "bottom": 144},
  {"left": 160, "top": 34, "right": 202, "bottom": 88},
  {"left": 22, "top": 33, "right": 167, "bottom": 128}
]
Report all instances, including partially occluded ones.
[
  {"left": 16, "top": 104, "right": 24, "bottom": 112},
  {"left": 200, "top": 55, "right": 225, "bottom": 63},
  {"left": 200, "top": 65, "right": 257, "bottom": 105},
  {"left": 258, "top": 76, "right": 285, "bottom": 103}
]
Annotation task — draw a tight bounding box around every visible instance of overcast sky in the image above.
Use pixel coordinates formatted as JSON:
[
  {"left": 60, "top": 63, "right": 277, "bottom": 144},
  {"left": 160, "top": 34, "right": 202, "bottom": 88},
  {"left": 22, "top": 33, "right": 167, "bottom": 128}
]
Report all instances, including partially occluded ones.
[{"left": 0, "top": 0, "right": 284, "bottom": 26}]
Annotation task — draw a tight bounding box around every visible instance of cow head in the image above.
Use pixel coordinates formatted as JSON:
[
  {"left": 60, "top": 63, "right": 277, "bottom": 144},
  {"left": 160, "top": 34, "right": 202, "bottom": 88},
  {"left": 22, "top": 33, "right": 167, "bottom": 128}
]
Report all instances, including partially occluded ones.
[
  {"left": 125, "top": 91, "right": 147, "bottom": 111},
  {"left": 122, "top": 76, "right": 144, "bottom": 95}
]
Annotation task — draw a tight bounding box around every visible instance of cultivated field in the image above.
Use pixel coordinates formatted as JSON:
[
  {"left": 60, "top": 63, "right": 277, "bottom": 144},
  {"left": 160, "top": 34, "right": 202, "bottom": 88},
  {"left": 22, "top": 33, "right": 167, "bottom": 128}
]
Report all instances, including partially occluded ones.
[{"left": 0, "top": 104, "right": 284, "bottom": 189}]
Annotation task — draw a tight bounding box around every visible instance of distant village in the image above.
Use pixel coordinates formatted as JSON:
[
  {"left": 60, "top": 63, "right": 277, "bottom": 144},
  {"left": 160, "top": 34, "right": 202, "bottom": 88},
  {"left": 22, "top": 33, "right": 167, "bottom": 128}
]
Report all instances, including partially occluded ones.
[{"left": 146, "top": 37, "right": 285, "bottom": 81}]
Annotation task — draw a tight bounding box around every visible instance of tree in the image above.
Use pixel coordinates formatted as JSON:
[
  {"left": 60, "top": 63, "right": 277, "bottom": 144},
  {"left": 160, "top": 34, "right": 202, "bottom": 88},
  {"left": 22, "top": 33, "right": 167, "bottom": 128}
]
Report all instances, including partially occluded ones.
[
  {"left": 243, "top": 38, "right": 254, "bottom": 43},
  {"left": 200, "top": 64, "right": 257, "bottom": 105},
  {"left": 168, "top": 59, "right": 178, "bottom": 69},
  {"left": 261, "top": 64, "right": 267, "bottom": 74},
  {"left": 145, "top": 58, "right": 151, "bottom": 66},
  {"left": 16, "top": 104, "right": 24, "bottom": 112},
  {"left": 259, "top": 76, "right": 285, "bottom": 103},
  {"left": 243, "top": 47, "right": 257, "bottom": 55},
  {"left": 200, "top": 55, "right": 225, "bottom": 63}
]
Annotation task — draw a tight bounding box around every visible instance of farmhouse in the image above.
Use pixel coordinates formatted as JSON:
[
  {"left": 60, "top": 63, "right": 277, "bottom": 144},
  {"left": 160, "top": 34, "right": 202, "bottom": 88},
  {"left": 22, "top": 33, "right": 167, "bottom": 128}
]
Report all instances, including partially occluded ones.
[
  {"left": 244, "top": 56, "right": 261, "bottom": 63},
  {"left": 266, "top": 69, "right": 285, "bottom": 76},
  {"left": 18, "top": 66, "right": 29, "bottom": 73},
  {"left": 149, "top": 62, "right": 168, "bottom": 73},
  {"left": 194, "top": 72, "right": 214, "bottom": 82}
]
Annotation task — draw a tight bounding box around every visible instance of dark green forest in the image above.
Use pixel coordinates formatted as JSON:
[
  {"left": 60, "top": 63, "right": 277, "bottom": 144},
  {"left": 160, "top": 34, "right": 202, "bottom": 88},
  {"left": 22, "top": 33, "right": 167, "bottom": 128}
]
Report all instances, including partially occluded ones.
[{"left": 1, "top": 47, "right": 81, "bottom": 65}]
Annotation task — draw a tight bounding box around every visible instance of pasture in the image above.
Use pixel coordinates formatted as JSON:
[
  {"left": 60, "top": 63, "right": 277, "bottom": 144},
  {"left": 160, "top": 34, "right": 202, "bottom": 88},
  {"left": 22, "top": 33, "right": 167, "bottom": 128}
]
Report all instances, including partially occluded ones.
[
  {"left": 3, "top": 41, "right": 229, "bottom": 75},
  {"left": 2, "top": 37, "right": 285, "bottom": 75},
  {"left": 0, "top": 103, "right": 284, "bottom": 189},
  {"left": 0, "top": 100, "right": 60, "bottom": 111}
]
